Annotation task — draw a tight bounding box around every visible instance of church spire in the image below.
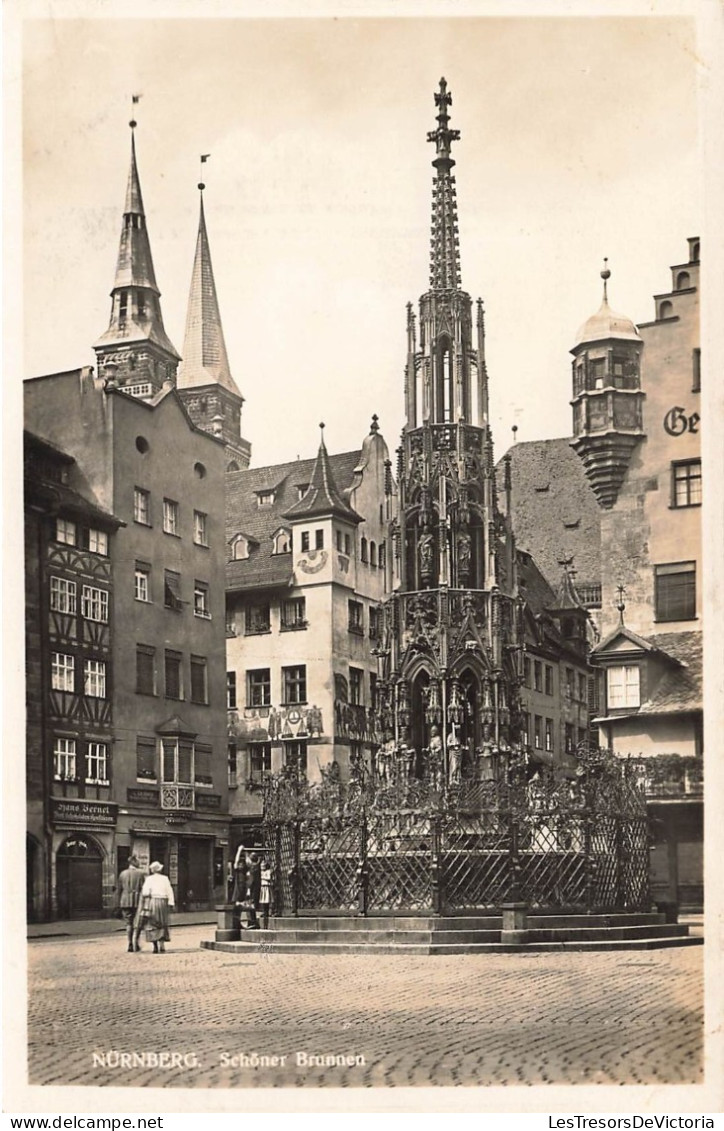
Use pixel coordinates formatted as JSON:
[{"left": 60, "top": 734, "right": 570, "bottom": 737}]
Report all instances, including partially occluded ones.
[
  {"left": 178, "top": 184, "right": 241, "bottom": 398},
  {"left": 427, "top": 77, "right": 462, "bottom": 291},
  {"left": 94, "top": 119, "right": 180, "bottom": 391},
  {"left": 175, "top": 165, "right": 251, "bottom": 471}
]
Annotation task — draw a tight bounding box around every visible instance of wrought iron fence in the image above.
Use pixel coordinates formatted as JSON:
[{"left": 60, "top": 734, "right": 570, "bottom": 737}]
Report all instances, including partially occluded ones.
[{"left": 264, "top": 767, "right": 650, "bottom": 916}]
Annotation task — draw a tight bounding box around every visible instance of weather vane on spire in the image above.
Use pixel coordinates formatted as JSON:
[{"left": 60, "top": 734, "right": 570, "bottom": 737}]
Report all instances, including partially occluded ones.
[
  {"left": 129, "top": 93, "right": 142, "bottom": 131},
  {"left": 427, "top": 76, "right": 460, "bottom": 164},
  {"left": 198, "top": 154, "right": 210, "bottom": 192}
]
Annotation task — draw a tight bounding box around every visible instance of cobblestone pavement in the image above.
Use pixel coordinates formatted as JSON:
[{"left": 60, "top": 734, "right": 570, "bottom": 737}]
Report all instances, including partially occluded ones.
[{"left": 27, "top": 926, "right": 703, "bottom": 1089}]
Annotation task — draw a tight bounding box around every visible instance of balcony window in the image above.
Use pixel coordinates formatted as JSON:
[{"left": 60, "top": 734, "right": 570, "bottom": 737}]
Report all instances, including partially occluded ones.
[{"left": 161, "top": 738, "right": 194, "bottom": 785}]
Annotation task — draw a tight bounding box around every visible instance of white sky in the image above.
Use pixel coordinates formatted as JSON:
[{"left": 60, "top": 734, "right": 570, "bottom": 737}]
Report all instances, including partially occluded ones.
[{"left": 22, "top": 13, "right": 700, "bottom": 467}]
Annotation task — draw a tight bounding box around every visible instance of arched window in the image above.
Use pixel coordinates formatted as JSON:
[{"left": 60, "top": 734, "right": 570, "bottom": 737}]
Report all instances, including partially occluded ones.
[
  {"left": 676, "top": 271, "right": 690, "bottom": 291},
  {"left": 227, "top": 460, "right": 240, "bottom": 473},
  {"left": 659, "top": 300, "right": 674, "bottom": 319},
  {"left": 231, "top": 535, "right": 249, "bottom": 561},
  {"left": 272, "top": 528, "right": 292, "bottom": 555}
]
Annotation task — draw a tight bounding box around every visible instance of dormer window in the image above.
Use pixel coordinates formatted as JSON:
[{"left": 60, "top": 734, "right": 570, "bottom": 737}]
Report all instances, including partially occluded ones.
[
  {"left": 296, "top": 484, "right": 310, "bottom": 501},
  {"left": 607, "top": 665, "right": 640, "bottom": 710},
  {"left": 272, "top": 528, "right": 292, "bottom": 555},
  {"left": 257, "top": 490, "right": 275, "bottom": 508},
  {"left": 231, "top": 535, "right": 249, "bottom": 561}
]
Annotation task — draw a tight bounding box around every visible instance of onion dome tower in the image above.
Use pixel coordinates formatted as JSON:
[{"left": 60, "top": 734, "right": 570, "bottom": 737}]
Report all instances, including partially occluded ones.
[
  {"left": 94, "top": 118, "right": 181, "bottom": 394},
  {"left": 569, "top": 261, "right": 645, "bottom": 508},
  {"left": 177, "top": 178, "right": 251, "bottom": 471},
  {"left": 379, "top": 80, "right": 524, "bottom": 781}
]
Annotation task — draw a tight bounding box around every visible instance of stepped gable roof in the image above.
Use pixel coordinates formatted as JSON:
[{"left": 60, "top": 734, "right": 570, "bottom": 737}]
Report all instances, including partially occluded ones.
[
  {"left": 226, "top": 449, "right": 361, "bottom": 592},
  {"left": 496, "top": 437, "right": 601, "bottom": 593},
  {"left": 638, "top": 632, "right": 702, "bottom": 716}
]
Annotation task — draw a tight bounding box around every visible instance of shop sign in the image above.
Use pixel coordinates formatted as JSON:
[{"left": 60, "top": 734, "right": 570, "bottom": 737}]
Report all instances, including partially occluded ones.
[
  {"left": 52, "top": 798, "right": 118, "bottom": 827},
  {"left": 127, "top": 788, "right": 159, "bottom": 805},
  {"left": 664, "top": 406, "right": 700, "bottom": 436},
  {"left": 196, "top": 794, "right": 222, "bottom": 810}
]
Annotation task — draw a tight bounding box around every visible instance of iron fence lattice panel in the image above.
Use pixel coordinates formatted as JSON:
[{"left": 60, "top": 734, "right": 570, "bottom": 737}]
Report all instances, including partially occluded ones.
[
  {"left": 298, "top": 818, "right": 363, "bottom": 912},
  {"left": 441, "top": 810, "right": 512, "bottom": 910},
  {"left": 366, "top": 811, "right": 433, "bottom": 911}
]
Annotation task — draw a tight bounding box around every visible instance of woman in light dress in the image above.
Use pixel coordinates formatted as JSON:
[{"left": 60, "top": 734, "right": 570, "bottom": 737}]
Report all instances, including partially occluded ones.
[{"left": 136, "top": 861, "right": 175, "bottom": 953}]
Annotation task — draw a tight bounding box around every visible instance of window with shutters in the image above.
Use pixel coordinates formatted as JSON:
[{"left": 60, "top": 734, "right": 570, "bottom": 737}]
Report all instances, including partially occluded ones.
[
  {"left": 136, "top": 645, "right": 156, "bottom": 696},
  {"left": 164, "top": 650, "right": 183, "bottom": 700},
  {"left": 190, "top": 655, "right": 208, "bottom": 705},
  {"left": 136, "top": 735, "right": 157, "bottom": 781},
  {"left": 607, "top": 665, "right": 640, "bottom": 710},
  {"left": 164, "top": 570, "right": 183, "bottom": 611},
  {"left": 162, "top": 738, "right": 193, "bottom": 784},
  {"left": 194, "top": 742, "right": 213, "bottom": 786},
  {"left": 655, "top": 562, "right": 696, "bottom": 621}
]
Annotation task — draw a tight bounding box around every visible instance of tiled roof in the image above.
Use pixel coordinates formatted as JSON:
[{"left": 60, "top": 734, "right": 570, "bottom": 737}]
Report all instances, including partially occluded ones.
[
  {"left": 497, "top": 438, "right": 601, "bottom": 592},
  {"left": 283, "top": 434, "right": 362, "bottom": 524},
  {"left": 226, "top": 449, "right": 362, "bottom": 592},
  {"left": 638, "top": 631, "right": 702, "bottom": 715}
]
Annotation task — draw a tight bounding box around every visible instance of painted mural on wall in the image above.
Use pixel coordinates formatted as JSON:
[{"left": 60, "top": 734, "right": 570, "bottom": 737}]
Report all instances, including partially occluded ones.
[{"left": 229, "top": 704, "right": 324, "bottom": 745}]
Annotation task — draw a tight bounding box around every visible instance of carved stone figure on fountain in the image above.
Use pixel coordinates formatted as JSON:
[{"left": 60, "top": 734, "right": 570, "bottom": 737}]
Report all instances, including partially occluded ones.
[
  {"left": 447, "top": 726, "right": 462, "bottom": 784},
  {"left": 377, "top": 732, "right": 395, "bottom": 784},
  {"left": 457, "top": 529, "right": 472, "bottom": 586},
  {"left": 427, "top": 725, "right": 444, "bottom": 789},
  {"left": 418, "top": 523, "right": 435, "bottom": 588}
]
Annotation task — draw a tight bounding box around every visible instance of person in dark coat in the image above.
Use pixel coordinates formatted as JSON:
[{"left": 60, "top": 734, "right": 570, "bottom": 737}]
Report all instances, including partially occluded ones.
[{"left": 118, "top": 855, "right": 145, "bottom": 952}]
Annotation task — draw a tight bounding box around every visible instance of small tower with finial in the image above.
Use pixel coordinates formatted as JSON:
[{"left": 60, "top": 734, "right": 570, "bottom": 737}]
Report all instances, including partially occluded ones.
[{"left": 569, "top": 259, "right": 645, "bottom": 509}]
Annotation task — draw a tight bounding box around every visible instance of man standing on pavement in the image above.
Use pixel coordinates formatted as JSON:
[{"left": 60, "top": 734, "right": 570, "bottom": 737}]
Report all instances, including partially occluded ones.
[{"left": 118, "top": 854, "right": 145, "bottom": 952}]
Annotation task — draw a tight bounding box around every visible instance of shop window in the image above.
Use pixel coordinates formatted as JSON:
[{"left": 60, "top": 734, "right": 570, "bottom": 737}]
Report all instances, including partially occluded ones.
[{"left": 655, "top": 562, "right": 696, "bottom": 622}]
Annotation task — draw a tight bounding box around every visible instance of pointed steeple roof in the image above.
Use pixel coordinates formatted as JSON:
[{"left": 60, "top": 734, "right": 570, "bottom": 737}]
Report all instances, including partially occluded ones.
[
  {"left": 283, "top": 426, "right": 362, "bottom": 524},
  {"left": 550, "top": 561, "right": 584, "bottom": 610},
  {"left": 94, "top": 126, "right": 180, "bottom": 360},
  {"left": 178, "top": 189, "right": 241, "bottom": 397},
  {"left": 427, "top": 77, "right": 462, "bottom": 291}
]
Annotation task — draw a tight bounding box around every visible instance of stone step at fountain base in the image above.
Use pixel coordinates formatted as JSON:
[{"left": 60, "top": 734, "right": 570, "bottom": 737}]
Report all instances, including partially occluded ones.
[{"left": 202, "top": 911, "right": 702, "bottom": 955}]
